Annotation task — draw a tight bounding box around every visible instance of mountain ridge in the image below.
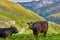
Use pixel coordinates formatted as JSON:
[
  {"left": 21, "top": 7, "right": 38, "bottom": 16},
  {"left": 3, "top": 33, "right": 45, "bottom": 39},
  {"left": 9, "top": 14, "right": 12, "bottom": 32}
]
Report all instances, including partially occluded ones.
[
  {"left": 18, "top": 0, "right": 60, "bottom": 24},
  {"left": 0, "top": 0, "right": 44, "bottom": 30}
]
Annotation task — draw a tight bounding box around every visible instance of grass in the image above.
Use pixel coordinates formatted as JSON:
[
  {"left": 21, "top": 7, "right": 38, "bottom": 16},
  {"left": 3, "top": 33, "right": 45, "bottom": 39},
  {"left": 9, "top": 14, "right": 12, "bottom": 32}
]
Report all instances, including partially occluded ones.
[
  {"left": 0, "top": 0, "right": 60, "bottom": 40},
  {"left": 0, "top": 10, "right": 43, "bottom": 30},
  {"left": 0, "top": 0, "right": 44, "bottom": 30},
  {"left": 0, "top": 21, "right": 60, "bottom": 40},
  {"left": 0, "top": 33, "right": 60, "bottom": 40},
  {"left": 0, "top": 20, "right": 60, "bottom": 40}
]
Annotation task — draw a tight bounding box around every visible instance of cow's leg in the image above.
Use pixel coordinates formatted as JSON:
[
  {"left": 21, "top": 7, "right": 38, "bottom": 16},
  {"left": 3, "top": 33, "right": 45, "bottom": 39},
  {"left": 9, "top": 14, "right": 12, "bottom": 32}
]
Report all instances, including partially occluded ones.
[
  {"left": 33, "top": 31, "right": 39, "bottom": 40},
  {"left": 3, "top": 34, "right": 7, "bottom": 38},
  {"left": 44, "top": 31, "right": 47, "bottom": 37},
  {"left": 9, "top": 32, "right": 12, "bottom": 36},
  {"left": 35, "top": 34, "right": 38, "bottom": 40},
  {"left": 34, "top": 33, "right": 38, "bottom": 40},
  {"left": 10, "top": 33, "right": 12, "bottom": 36}
]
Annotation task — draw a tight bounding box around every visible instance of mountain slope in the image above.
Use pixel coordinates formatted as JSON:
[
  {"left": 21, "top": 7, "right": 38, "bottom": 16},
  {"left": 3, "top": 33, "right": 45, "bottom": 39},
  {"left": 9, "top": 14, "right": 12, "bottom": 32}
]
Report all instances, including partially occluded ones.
[
  {"left": 18, "top": 0, "right": 60, "bottom": 24},
  {"left": 46, "top": 12, "right": 60, "bottom": 24},
  {"left": 0, "top": 0, "right": 44, "bottom": 30},
  {"left": 0, "top": 0, "right": 60, "bottom": 34},
  {"left": 18, "top": 0, "right": 60, "bottom": 17}
]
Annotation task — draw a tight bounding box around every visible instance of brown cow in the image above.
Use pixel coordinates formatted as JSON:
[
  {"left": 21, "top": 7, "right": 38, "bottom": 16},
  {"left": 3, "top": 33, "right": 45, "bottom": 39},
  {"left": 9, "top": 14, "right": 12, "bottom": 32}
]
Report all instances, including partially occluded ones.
[{"left": 27, "top": 21, "right": 48, "bottom": 40}]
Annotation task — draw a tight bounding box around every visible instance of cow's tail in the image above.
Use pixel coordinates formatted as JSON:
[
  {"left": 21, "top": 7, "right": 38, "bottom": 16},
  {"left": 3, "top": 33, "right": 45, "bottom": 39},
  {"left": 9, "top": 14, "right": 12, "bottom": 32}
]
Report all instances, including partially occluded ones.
[{"left": 45, "top": 20, "right": 48, "bottom": 27}]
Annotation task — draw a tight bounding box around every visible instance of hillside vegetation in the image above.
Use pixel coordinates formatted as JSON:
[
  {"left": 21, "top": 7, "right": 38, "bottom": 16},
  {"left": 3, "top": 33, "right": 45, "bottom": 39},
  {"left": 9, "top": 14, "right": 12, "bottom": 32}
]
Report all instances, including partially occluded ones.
[
  {"left": 0, "top": 22, "right": 60, "bottom": 40},
  {"left": 0, "top": 0, "right": 60, "bottom": 33},
  {"left": 0, "top": 0, "right": 44, "bottom": 30},
  {"left": 0, "top": 0, "right": 60, "bottom": 40}
]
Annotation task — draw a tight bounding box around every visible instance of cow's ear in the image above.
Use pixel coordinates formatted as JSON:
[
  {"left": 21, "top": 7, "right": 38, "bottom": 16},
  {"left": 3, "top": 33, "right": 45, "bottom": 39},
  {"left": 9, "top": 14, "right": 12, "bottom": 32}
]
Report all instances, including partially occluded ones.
[
  {"left": 11, "top": 25, "right": 13, "bottom": 28},
  {"left": 33, "top": 22, "right": 36, "bottom": 25},
  {"left": 27, "top": 22, "right": 30, "bottom": 25}
]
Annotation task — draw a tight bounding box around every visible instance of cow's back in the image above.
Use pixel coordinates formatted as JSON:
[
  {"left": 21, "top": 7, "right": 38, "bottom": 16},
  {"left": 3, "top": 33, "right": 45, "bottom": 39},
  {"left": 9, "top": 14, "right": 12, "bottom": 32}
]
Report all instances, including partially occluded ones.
[
  {"left": 33, "top": 22, "right": 42, "bottom": 31},
  {"left": 40, "top": 21, "right": 48, "bottom": 32},
  {"left": 33, "top": 21, "right": 48, "bottom": 33}
]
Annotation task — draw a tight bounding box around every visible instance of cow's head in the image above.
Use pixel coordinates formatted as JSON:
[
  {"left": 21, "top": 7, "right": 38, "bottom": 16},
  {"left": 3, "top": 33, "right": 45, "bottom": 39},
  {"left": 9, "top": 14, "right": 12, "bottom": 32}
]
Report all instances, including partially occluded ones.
[
  {"left": 27, "top": 22, "right": 35, "bottom": 29},
  {"left": 11, "top": 26, "right": 18, "bottom": 33}
]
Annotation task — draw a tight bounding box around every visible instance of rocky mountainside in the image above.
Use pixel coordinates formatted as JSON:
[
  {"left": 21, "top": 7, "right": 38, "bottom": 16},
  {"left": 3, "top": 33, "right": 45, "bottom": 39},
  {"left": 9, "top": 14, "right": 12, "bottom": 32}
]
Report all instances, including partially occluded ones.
[{"left": 18, "top": 0, "right": 60, "bottom": 24}]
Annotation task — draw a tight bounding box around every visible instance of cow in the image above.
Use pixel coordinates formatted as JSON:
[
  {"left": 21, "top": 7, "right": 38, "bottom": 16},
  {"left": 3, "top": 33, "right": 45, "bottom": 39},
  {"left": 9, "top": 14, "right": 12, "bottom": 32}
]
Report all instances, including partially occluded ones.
[
  {"left": 0, "top": 26, "right": 18, "bottom": 38},
  {"left": 27, "top": 21, "right": 48, "bottom": 40}
]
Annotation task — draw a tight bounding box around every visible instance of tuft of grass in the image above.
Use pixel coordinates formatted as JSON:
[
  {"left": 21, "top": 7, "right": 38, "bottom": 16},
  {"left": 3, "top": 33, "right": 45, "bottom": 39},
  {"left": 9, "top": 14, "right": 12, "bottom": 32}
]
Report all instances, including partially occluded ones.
[{"left": 0, "top": 33, "right": 60, "bottom": 40}]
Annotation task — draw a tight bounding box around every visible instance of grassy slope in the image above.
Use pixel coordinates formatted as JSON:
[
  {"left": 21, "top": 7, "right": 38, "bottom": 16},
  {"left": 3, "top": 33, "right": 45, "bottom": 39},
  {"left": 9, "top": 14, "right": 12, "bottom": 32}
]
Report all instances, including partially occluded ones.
[
  {"left": 0, "top": 0, "right": 60, "bottom": 40},
  {"left": 0, "top": 0, "right": 44, "bottom": 30},
  {"left": 48, "top": 23, "right": 60, "bottom": 34},
  {"left": 0, "top": 0, "right": 59, "bottom": 33},
  {"left": 0, "top": 24, "right": 60, "bottom": 40}
]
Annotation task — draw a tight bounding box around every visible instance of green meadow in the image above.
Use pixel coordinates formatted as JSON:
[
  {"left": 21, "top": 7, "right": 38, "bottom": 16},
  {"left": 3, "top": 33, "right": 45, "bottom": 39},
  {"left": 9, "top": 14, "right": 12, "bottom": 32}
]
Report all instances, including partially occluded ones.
[
  {"left": 0, "top": 0, "right": 44, "bottom": 31},
  {"left": 0, "top": 24, "right": 60, "bottom": 40},
  {"left": 0, "top": 34, "right": 60, "bottom": 40},
  {"left": 0, "top": 0, "right": 60, "bottom": 40}
]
